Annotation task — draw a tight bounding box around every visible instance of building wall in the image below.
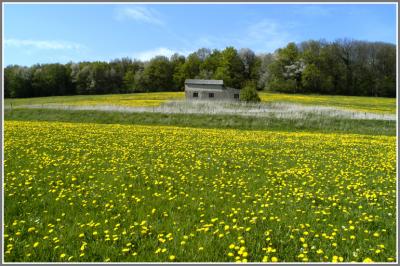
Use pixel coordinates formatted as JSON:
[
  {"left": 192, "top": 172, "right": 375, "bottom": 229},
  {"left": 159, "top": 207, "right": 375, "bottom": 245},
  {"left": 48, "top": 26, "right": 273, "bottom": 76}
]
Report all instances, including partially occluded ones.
[{"left": 185, "top": 84, "right": 240, "bottom": 101}]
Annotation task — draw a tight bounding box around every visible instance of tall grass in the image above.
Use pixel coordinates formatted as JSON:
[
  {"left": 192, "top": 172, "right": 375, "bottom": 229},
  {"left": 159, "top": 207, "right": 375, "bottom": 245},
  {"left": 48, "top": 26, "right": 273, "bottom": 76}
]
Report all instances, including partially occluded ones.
[
  {"left": 4, "top": 91, "right": 396, "bottom": 114},
  {"left": 5, "top": 108, "right": 395, "bottom": 136}
]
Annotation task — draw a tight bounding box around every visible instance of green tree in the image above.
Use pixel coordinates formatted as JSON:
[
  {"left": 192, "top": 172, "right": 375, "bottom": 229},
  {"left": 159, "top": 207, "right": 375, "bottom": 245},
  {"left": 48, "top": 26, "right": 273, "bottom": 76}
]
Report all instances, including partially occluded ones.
[
  {"left": 198, "top": 49, "right": 221, "bottom": 79},
  {"left": 140, "top": 56, "right": 174, "bottom": 91},
  {"left": 123, "top": 70, "right": 136, "bottom": 92},
  {"left": 239, "top": 82, "right": 261, "bottom": 102},
  {"left": 4, "top": 66, "right": 33, "bottom": 98},
  {"left": 170, "top": 53, "right": 186, "bottom": 90},
  {"left": 267, "top": 42, "right": 301, "bottom": 93},
  {"left": 301, "top": 64, "right": 321, "bottom": 93},
  {"left": 31, "top": 64, "right": 71, "bottom": 96},
  {"left": 213, "top": 47, "right": 245, "bottom": 88}
]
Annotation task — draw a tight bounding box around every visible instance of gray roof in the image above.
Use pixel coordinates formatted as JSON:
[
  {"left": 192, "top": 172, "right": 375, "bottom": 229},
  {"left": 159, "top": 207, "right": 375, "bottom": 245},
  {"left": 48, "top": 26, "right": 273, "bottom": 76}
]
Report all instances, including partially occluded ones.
[{"left": 185, "top": 79, "right": 224, "bottom": 85}]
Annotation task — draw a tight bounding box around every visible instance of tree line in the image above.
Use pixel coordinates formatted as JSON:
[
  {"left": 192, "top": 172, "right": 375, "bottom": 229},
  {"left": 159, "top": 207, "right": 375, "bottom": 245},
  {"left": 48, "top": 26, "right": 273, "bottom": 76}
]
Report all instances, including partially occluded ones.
[{"left": 4, "top": 39, "right": 396, "bottom": 98}]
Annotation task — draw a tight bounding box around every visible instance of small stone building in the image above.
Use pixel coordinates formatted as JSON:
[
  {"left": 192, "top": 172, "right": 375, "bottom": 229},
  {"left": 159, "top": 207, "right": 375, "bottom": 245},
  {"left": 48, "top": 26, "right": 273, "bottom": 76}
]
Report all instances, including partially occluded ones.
[{"left": 185, "top": 79, "right": 240, "bottom": 101}]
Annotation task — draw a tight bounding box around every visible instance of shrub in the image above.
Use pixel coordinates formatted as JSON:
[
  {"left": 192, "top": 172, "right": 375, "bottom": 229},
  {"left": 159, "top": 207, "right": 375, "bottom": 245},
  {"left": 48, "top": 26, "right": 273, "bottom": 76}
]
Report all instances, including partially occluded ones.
[{"left": 240, "top": 82, "right": 261, "bottom": 102}]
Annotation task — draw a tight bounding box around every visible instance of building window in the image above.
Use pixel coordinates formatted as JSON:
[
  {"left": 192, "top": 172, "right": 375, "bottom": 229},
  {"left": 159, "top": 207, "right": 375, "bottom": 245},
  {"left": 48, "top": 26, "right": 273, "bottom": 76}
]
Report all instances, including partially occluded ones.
[
  {"left": 209, "top": 93, "right": 214, "bottom": 98},
  {"left": 193, "top": 92, "right": 198, "bottom": 98},
  {"left": 234, "top": 94, "right": 239, "bottom": 99}
]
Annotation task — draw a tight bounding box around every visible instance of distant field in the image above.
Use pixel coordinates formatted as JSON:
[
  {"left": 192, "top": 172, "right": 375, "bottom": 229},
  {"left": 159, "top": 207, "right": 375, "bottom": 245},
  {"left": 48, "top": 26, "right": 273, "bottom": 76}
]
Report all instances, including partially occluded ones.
[
  {"left": 5, "top": 108, "right": 396, "bottom": 136},
  {"left": 4, "top": 91, "right": 396, "bottom": 114},
  {"left": 4, "top": 92, "right": 184, "bottom": 108},
  {"left": 4, "top": 121, "right": 396, "bottom": 262},
  {"left": 259, "top": 93, "right": 396, "bottom": 114}
]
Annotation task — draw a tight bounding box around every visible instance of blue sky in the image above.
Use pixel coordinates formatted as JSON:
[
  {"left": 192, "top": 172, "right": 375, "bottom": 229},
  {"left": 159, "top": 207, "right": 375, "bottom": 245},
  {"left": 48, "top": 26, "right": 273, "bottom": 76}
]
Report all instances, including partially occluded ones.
[{"left": 3, "top": 3, "right": 397, "bottom": 66}]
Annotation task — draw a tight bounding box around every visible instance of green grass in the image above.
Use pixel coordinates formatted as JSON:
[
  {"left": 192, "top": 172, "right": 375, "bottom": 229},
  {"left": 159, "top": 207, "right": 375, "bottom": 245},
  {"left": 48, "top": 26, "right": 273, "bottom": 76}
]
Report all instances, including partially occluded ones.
[
  {"left": 5, "top": 91, "right": 396, "bottom": 114},
  {"left": 4, "top": 108, "right": 396, "bottom": 136},
  {"left": 4, "top": 92, "right": 184, "bottom": 108},
  {"left": 4, "top": 91, "right": 397, "bottom": 262},
  {"left": 4, "top": 120, "right": 396, "bottom": 262},
  {"left": 259, "top": 92, "right": 396, "bottom": 114}
]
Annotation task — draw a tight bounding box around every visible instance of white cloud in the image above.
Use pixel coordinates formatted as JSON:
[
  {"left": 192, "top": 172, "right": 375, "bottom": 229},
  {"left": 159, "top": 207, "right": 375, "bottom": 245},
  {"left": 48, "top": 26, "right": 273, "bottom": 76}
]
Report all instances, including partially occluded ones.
[
  {"left": 114, "top": 6, "right": 164, "bottom": 26},
  {"left": 5, "top": 38, "right": 84, "bottom": 50},
  {"left": 244, "top": 19, "right": 297, "bottom": 52},
  {"left": 132, "top": 47, "right": 191, "bottom": 61}
]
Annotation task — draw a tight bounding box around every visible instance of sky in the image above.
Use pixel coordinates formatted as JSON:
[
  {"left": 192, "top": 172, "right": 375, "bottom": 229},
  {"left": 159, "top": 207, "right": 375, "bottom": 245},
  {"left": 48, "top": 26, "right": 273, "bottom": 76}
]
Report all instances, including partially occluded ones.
[{"left": 3, "top": 3, "right": 397, "bottom": 66}]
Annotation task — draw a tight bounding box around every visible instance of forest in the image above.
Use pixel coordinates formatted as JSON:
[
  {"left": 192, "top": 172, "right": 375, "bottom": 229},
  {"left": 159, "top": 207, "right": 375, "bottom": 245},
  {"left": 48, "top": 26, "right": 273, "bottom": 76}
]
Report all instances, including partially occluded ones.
[{"left": 4, "top": 39, "right": 396, "bottom": 98}]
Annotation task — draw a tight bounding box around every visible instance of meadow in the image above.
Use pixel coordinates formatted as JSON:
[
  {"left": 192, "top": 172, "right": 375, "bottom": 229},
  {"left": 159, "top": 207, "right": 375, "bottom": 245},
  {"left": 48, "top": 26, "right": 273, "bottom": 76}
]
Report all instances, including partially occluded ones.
[
  {"left": 3, "top": 92, "right": 397, "bottom": 262},
  {"left": 4, "top": 92, "right": 184, "bottom": 108},
  {"left": 4, "top": 91, "right": 396, "bottom": 114}
]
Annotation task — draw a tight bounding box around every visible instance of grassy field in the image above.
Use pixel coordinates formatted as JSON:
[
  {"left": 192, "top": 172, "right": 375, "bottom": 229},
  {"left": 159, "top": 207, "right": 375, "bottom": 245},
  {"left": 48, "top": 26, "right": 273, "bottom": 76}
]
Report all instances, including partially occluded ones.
[
  {"left": 259, "top": 93, "right": 396, "bottom": 114},
  {"left": 4, "top": 92, "right": 184, "bottom": 108},
  {"left": 3, "top": 92, "right": 397, "bottom": 262},
  {"left": 4, "top": 121, "right": 396, "bottom": 262},
  {"left": 4, "top": 91, "right": 396, "bottom": 114},
  {"left": 5, "top": 108, "right": 396, "bottom": 136}
]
